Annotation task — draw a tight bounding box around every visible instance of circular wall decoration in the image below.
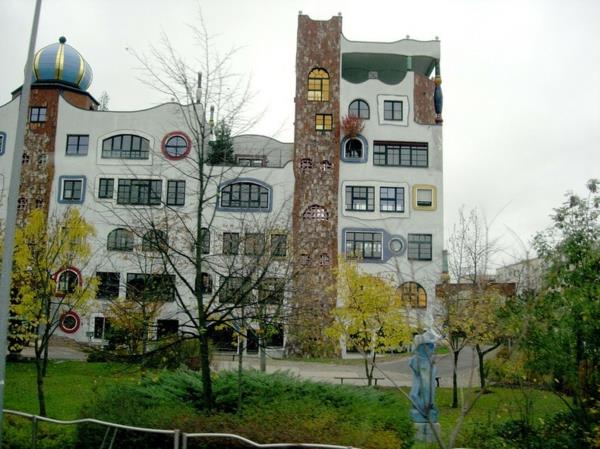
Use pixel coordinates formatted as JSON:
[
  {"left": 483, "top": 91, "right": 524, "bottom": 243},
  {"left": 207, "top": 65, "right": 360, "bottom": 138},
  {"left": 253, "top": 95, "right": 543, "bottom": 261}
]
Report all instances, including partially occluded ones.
[
  {"left": 161, "top": 131, "right": 191, "bottom": 160},
  {"left": 389, "top": 236, "right": 407, "bottom": 256},
  {"left": 59, "top": 311, "right": 81, "bottom": 334}
]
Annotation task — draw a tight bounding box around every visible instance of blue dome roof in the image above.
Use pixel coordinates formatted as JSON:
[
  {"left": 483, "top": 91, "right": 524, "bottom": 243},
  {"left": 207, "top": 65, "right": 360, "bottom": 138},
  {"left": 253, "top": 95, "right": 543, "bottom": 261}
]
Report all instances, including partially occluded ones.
[{"left": 33, "top": 37, "right": 93, "bottom": 91}]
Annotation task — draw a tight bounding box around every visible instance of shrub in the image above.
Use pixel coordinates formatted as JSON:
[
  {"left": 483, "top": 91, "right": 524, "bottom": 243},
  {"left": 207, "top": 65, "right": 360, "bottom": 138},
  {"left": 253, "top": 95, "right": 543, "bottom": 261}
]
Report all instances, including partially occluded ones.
[
  {"left": 75, "top": 370, "right": 414, "bottom": 449},
  {"left": 2, "top": 416, "right": 75, "bottom": 449}
]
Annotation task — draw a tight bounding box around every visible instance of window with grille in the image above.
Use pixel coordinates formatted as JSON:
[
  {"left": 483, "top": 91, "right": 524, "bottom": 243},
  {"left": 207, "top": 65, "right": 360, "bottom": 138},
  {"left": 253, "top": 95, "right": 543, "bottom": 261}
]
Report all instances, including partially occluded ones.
[
  {"left": 315, "top": 114, "right": 333, "bottom": 131},
  {"left": 307, "top": 68, "right": 330, "bottom": 101},
  {"left": 107, "top": 228, "right": 134, "bottom": 251},
  {"left": 98, "top": 178, "right": 114, "bottom": 199},
  {"left": 200, "top": 227, "right": 210, "bottom": 254},
  {"left": 201, "top": 272, "right": 213, "bottom": 294},
  {"left": 117, "top": 179, "right": 162, "bottom": 205},
  {"left": 345, "top": 186, "right": 374, "bottom": 211},
  {"left": 271, "top": 233, "right": 287, "bottom": 257},
  {"left": 126, "top": 273, "right": 175, "bottom": 302},
  {"left": 373, "top": 142, "right": 428, "bottom": 167},
  {"left": 57, "top": 270, "right": 79, "bottom": 294},
  {"left": 61, "top": 179, "right": 83, "bottom": 202},
  {"left": 167, "top": 180, "right": 186, "bottom": 206},
  {"left": 349, "top": 99, "right": 370, "bottom": 119},
  {"left": 141, "top": 230, "right": 167, "bottom": 252},
  {"left": 380, "top": 187, "right": 404, "bottom": 212},
  {"left": 244, "top": 233, "right": 265, "bottom": 256},
  {"left": 220, "top": 182, "right": 269, "bottom": 210},
  {"left": 223, "top": 232, "right": 240, "bottom": 255},
  {"left": 30, "top": 107, "right": 47, "bottom": 123},
  {"left": 407, "top": 234, "right": 432, "bottom": 261},
  {"left": 66, "top": 134, "right": 89, "bottom": 155},
  {"left": 96, "top": 272, "right": 120, "bottom": 299},
  {"left": 383, "top": 100, "right": 403, "bottom": 121},
  {"left": 302, "top": 205, "right": 328, "bottom": 220},
  {"left": 400, "top": 282, "right": 427, "bottom": 308},
  {"left": 102, "top": 134, "right": 150, "bottom": 159},
  {"left": 345, "top": 231, "right": 383, "bottom": 260}
]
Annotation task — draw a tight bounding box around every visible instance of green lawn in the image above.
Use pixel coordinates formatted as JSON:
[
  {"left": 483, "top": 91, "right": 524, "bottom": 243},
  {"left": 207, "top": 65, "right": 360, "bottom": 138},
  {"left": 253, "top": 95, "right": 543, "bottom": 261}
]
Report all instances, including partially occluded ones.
[{"left": 4, "top": 361, "right": 569, "bottom": 448}]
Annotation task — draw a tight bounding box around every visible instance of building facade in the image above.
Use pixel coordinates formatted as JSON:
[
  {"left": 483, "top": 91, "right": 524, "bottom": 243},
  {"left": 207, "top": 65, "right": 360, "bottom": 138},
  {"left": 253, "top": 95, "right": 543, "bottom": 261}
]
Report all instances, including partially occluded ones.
[{"left": 0, "top": 14, "right": 444, "bottom": 354}]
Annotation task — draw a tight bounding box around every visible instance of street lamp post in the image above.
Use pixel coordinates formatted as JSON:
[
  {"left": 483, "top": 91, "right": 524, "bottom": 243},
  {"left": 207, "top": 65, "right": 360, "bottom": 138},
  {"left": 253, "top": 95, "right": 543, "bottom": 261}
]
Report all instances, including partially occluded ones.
[{"left": 0, "top": 0, "right": 43, "bottom": 441}]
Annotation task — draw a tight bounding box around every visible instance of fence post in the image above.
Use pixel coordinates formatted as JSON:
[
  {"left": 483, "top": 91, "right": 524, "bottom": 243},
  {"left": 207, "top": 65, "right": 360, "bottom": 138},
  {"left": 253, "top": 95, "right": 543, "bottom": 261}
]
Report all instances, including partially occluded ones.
[
  {"left": 173, "top": 429, "right": 180, "bottom": 449},
  {"left": 31, "top": 415, "right": 38, "bottom": 449},
  {"left": 181, "top": 433, "right": 187, "bottom": 449}
]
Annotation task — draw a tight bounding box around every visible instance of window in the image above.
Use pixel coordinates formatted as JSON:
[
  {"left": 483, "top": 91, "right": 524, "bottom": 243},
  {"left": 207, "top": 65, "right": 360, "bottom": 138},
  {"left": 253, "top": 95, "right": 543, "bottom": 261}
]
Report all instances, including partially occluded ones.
[
  {"left": 300, "top": 158, "right": 313, "bottom": 171},
  {"left": 22, "top": 153, "right": 30, "bottom": 164},
  {"left": 244, "top": 233, "right": 265, "bottom": 256},
  {"left": 223, "top": 232, "right": 240, "bottom": 255},
  {"left": 59, "top": 312, "right": 80, "bottom": 334},
  {"left": 349, "top": 99, "right": 369, "bottom": 119},
  {"left": 380, "top": 187, "right": 405, "bottom": 212},
  {"left": 57, "top": 269, "right": 79, "bottom": 294},
  {"left": 408, "top": 234, "right": 432, "bottom": 261},
  {"left": 345, "top": 186, "right": 375, "bottom": 211},
  {"left": 0, "top": 132, "right": 6, "bottom": 156},
  {"left": 117, "top": 179, "right": 162, "bottom": 205},
  {"left": 344, "top": 139, "right": 363, "bottom": 159},
  {"left": 302, "top": 204, "right": 328, "bottom": 220},
  {"left": 96, "top": 272, "right": 120, "bottom": 299},
  {"left": 157, "top": 319, "right": 179, "bottom": 339},
  {"left": 102, "top": 134, "right": 150, "bottom": 159},
  {"left": 60, "top": 177, "right": 85, "bottom": 203},
  {"left": 345, "top": 231, "right": 383, "bottom": 260},
  {"left": 141, "top": 230, "right": 167, "bottom": 252},
  {"left": 315, "top": 114, "right": 333, "bottom": 131},
  {"left": 320, "top": 253, "right": 331, "bottom": 267},
  {"left": 93, "top": 316, "right": 110, "bottom": 339},
  {"left": 201, "top": 273, "right": 213, "bottom": 294},
  {"left": 30, "top": 107, "right": 47, "bottom": 123},
  {"left": 37, "top": 154, "right": 47, "bottom": 167},
  {"left": 383, "top": 101, "right": 403, "bottom": 121},
  {"left": 307, "top": 68, "right": 330, "bottom": 101},
  {"left": 35, "top": 198, "right": 44, "bottom": 209},
  {"left": 258, "top": 278, "right": 285, "bottom": 305},
  {"left": 201, "top": 227, "right": 210, "bottom": 254},
  {"left": 219, "top": 276, "right": 243, "bottom": 303},
  {"left": 126, "top": 273, "right": 175, "bottom": 302},
  {"left": 162, "top": 133, "right": 190, "bottom": 159},
  {"left": 373, "top": 142, "right": 428, "bottom": 167},
  {"left": 271, "top": 233, "right": 287, "bottom": 257},
  {"left": 413, "top": 185, "right": 437, "bottom": 210},
  {"left": 237, "top": 157, "right": 265, "bottom": 167},
  {"left": 17, "top": 197, "right": 27, "bottom": 212},
  {"left": 98, "top": 178, "right": 114, "bottom": 199},
  {"left": 107, "top": 228, "right": 134, "bottom": 251},
  {"left": 66, "top": 134, "right": 89, "bottom": 155},
  {"left": 389, "top": 237, "right": 406, "bottom": 255},
  {"left": 167, "top": 180, "right": 186, "bottom": 206},
  {"left": 220, "top": 182, "right": 269, "bottom": 210},
  {"left": 400, "top": 282, "right": 427, "bottom": 308},
  {"left": 321, "top": 160, "right": 332, "bottom": 172}
]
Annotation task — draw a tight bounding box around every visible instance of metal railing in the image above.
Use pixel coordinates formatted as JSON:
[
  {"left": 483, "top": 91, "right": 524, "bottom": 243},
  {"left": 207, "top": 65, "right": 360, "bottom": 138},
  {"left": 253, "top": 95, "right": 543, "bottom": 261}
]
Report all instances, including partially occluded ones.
[{"left": 4, "top": 409, "right": 359, "bottom": 449}]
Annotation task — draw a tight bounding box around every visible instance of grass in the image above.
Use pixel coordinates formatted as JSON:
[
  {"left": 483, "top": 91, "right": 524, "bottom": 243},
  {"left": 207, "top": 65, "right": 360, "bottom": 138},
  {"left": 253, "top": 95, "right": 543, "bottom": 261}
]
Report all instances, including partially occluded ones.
[{"left": 4, "top": 361, "right": 569, "bottom": 448}]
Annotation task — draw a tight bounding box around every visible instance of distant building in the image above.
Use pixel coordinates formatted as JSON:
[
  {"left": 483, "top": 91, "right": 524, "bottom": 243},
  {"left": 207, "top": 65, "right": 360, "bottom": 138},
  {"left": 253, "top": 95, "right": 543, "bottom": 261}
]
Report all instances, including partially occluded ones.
[
  {"left": 0, "top": 13, "right": 445, "bottom": 353},
  {"left": 496, "top": 258, "right": 545, "bottom": 294}
]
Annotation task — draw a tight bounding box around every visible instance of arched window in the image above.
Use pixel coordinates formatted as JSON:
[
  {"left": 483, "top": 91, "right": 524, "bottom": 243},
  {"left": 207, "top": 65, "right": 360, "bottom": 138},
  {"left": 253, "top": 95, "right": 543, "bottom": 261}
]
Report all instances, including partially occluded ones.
[
  {"left": 57, "top": 269, "right": 80, "bottom": 295},
  {"left": 344, "top": 138, "right": 363, "bottom": 159},
  {"left": 349, "top": 99, "right": 370, "bottom": 119},
  {"left": 141, "top": 230, "right": 167, "bottom": 252},
  {"left": 307, "top": 68, "right": 330, "bottom": 102},
  {"left": 220, "top": 181, "right": 270, "bottom": 210},
  {"left": 399, "top": 282, "right": 427, "bottom": 309},
  {"left": 102, "top": 134, "right": 150, "bottom": 159},
  {"left": 302, "top": 205, "right": 329, "bottom": 220},
  {"left": 107, "top": 228, "right": 134, "bottom": 251}
]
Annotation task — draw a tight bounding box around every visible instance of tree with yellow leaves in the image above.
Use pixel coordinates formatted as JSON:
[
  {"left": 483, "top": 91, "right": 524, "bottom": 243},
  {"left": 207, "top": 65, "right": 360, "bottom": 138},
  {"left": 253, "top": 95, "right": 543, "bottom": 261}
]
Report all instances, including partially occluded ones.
[
  {"left": 11, "top": 208, "right": 95, "bottom": 416},
  {"left": 327, "top": 258, "right": 412, "bottom": 386}
]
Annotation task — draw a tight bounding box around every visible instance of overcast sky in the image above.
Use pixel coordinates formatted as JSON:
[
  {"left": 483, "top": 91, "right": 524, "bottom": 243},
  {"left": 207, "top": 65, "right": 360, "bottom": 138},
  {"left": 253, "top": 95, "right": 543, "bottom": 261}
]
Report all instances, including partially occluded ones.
[{"left": 2, "top": 0, "right": 599, "bottom": 270}]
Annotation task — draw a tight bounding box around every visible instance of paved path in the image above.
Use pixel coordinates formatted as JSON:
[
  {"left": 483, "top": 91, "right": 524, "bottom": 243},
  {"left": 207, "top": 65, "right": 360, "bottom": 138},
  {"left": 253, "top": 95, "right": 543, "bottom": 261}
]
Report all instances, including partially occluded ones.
[{"left": 19, "top": 338, "right": 484, "bottom": 387}]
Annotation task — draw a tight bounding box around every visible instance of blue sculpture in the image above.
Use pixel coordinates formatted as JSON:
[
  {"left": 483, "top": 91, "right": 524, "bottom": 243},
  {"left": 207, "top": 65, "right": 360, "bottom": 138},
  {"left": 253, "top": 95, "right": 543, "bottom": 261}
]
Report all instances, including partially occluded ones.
[{"left": 409, "top": 331, "right": 439, "bottom": 423}]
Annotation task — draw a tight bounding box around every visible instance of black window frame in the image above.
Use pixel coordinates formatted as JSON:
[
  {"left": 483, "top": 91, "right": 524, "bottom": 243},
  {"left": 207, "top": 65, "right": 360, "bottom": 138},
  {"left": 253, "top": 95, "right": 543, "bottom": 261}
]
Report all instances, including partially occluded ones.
[
  {"left": 380, "top": 187, "right": 405, "bottom": 213},
  {"left": 102, "top": 134, "right": 150, "bottom": 159},
  {"left": 201, "top": 272, "right": 213, "bottom": 294},
  {"left": 166, "top": 180, "right": 186, "bottom": 206},
  {"left": 271, "top": 233, "right": 287, "bottom": 257},
  {"left": 126, "top": 273, "right": 175, "bottom": 302},
  {"left": 348, "top": 99, "right": 370, "bottom": 119},
  {"left": 383, "top": 100, "right": 403, "bottom": 121},
  {"left": 66, "top": 134, "right": 89, "bottom": 155},
  {"left": 98, "top": 178, "right": 114, "bottom": 199},
  {"left": 407, "top": 234, "right": 433, "bottom": 261},
  {"left": 244, "top": 233, "right": 265, "bottom": 256},
  {"left": 96, "top": 272, "right": 120, "bottom": 299},
  {"left": 416, "top": 187, "right": 434, "bottom": 207},
  {"left": 57, "top": 270, "right": 79, "bottom": 294},
  {"left": 30, "top": 107, "right": 47, "bottom": 123},
  {"left": 164, "top": 135, "right": 189, "bottom": 158},
  {"left": 345, "top": 186, "right": 375, "bottom": 212},
  {"left": 345, "top": 231, "right": 383, "bottom": 260},
  {"left": 223, "top": 232, "right": 240, "bottom": 255},
  {"left": 307, "top": 68, "right": 330, "bottom": 102},
  {"left": 373, "top": 142, "right": 428, "bottom": 167},
  {"left": 200, "top": 227, "right": 210, "bottom": 254},
  {"left": 141, "top": 230, "right": 167, "bottom": 252},
  {"left": 107, "top": 228, "right": 134, "bottom": 251},
  {"left": 62, "top": 179, "right": 83, "bottom": 201},
  {"left": 117, "top": 179, "right": 162, "bottom": 205},
  {"left": 220, "top": 182, "right": 269, "bottom": 210},
  {"left": 93, "top": 316, "right": 110, "bottom": 339},
  {"left": 258, "top": 278, "right": 285, "bottom": 305}
]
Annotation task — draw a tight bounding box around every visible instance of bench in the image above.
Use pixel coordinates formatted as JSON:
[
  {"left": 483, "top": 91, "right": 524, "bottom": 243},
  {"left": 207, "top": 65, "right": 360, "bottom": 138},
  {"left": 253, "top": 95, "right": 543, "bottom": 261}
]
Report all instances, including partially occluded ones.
[{"left": 334, "top": 376, "right": 384, "bottom": 386}]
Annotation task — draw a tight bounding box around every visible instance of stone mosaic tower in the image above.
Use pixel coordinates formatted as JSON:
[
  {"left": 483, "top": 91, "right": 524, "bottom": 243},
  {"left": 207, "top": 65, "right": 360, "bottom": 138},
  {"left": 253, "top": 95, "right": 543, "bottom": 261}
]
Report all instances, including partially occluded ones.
[{"left": 290, "top": 14, "right": 342, "bottom": 355}]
